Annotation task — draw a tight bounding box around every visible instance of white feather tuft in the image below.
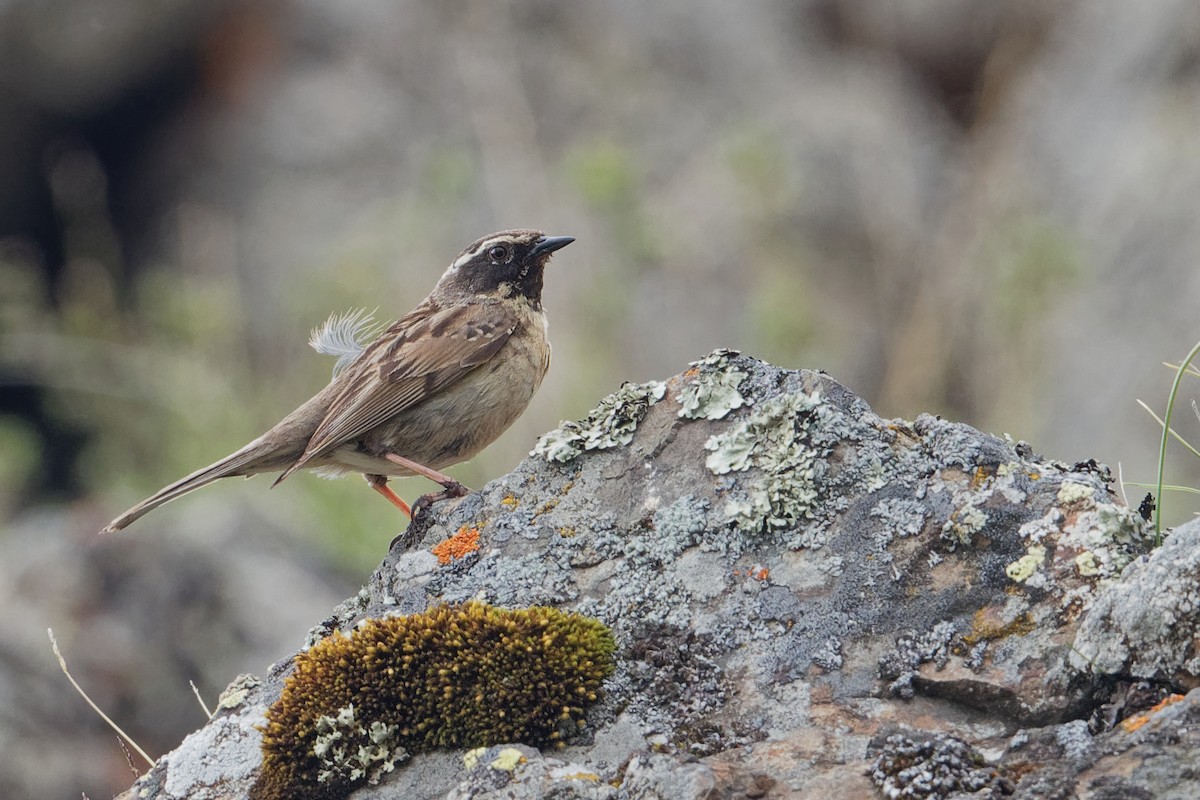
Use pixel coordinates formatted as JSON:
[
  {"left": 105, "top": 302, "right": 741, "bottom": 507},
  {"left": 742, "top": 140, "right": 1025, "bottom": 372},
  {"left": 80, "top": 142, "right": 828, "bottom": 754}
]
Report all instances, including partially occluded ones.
[{"left": 309, "top": 308, "right": 383, "bottom": 376}]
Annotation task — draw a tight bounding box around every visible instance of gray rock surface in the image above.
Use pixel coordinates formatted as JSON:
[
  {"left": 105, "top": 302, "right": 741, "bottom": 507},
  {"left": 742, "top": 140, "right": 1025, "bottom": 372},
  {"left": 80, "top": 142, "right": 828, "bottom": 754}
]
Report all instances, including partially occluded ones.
[{"left": 121, "top": 352, "right": 1200, "bottom": 799}]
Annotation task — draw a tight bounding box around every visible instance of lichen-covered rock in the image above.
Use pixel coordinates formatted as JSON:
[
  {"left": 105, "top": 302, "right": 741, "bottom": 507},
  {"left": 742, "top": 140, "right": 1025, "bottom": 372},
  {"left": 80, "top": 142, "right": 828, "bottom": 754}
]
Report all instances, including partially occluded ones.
[
  {"left": 868, "top": 732, "right": 1011, "bottom": 797},
  {"left": 1071, "top": 523, "right": 1200, "bottom": 687},
  {"left": 121, "top": 352, "right": 1200, "bottom": 800}
]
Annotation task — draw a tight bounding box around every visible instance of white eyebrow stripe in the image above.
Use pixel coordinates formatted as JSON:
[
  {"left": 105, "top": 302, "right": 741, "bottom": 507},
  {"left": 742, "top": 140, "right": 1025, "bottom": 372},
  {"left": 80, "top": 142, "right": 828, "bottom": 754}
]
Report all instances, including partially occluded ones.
[
  {"left": 448, "top": 247, "right": 479, "bottom": 273},
  {"left": 447, "top": 236, "right": 518, "bottom": 272}
]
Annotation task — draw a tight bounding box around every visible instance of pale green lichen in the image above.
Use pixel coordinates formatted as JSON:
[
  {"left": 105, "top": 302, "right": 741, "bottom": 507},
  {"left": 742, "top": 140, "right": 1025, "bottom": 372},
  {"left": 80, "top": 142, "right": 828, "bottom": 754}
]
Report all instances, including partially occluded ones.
[
  {"left": 676, "top": 350, "right": 750, "bottom": 420},
  {"left": 1063, "top": 501, "right": 1151, "bottom": 580},
  {"left": 533, "top": 380, "right": 667, "bottom": 462},
  {"left": 1074, "top": 551, "right": 1099, "bottom": 577},
  {"left": 1006, "top": 545, "right": 1046, "bottom": 583},
  {"left": 704, "top": 389, "right": 826, "bottom": 536},
  {"left": 1008, "top": 494, "right": 1150, "bottom": 609},
  {"left": 1056, "top": 481, "right": 1096, "bottom": 505},
  {"left": 217, "top": 674, "right": 262, "bottom": 710},
  {"left": 941, "top": 504, "right": 989, "bottom": 548}
]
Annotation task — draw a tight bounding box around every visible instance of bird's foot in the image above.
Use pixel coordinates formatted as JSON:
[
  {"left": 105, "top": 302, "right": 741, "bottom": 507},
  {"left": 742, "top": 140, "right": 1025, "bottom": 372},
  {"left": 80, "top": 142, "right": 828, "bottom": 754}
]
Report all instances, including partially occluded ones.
[
  {"left": 411, "top": 480, "right": 470, "bottom": 518},
  {"left": 381, "top": 453, "right": 472, "bottom": 518}
]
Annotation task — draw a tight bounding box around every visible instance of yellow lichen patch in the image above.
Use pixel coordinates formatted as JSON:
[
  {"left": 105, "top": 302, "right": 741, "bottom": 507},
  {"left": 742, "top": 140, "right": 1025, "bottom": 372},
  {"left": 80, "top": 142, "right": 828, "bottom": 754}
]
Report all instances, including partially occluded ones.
[
  {"left": 558, "top": 771, "right": 602, "bottom": 782},
  {"left": 488, "top": 747, "right": 527, "bottom": 771},
  {"left": 970, "top": 466, "right": 990, "bottom": 489},
  {"left": 432, "top": 526, "right": 481, "bottom": 565},
  {"left": 961, "top": 609, "right": 1036, "bottom": 647},
  {"left": 251, "top": 602, "right": 615, "bottom": 800},
  {"left": 463, "top": 747, "right": 487, "bottom": 769},
  {"left": 501, "top": 495, "right": 520, "bottom": 509}
]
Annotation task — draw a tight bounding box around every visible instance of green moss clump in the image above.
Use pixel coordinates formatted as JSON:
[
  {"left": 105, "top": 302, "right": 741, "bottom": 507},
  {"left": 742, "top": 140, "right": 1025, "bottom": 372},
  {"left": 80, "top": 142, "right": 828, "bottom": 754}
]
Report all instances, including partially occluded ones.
[{"left": 251, "top": 602, "right": 616, "bottom": 800}]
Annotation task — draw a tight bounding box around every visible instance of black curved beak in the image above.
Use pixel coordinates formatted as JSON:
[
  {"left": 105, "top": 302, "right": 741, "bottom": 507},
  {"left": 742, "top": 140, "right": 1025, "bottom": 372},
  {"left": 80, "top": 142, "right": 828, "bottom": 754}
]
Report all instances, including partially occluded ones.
[{"left": 530, "top": 235, "right": 575, "bottom": 257}]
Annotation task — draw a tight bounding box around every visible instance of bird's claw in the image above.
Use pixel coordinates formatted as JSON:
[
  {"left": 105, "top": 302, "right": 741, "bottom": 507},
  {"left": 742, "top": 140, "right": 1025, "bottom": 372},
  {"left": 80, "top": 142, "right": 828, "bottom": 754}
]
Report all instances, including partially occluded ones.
[{"left": 411, "top": 480, "right": 470, "bottom": 519}]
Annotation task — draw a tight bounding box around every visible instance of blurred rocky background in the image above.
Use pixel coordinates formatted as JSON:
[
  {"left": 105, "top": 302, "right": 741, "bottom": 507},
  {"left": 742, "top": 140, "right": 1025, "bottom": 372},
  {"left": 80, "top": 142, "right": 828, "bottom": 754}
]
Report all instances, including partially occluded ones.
[{"left": 1, "top": 0, "right": 1199, "bottom": 797}]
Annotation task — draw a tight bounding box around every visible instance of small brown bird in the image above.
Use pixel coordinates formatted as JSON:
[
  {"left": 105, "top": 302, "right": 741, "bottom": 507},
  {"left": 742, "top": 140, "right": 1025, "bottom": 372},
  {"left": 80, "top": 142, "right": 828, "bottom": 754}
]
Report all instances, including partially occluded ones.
[{"left": 102, "top": 229, "right": 573, "bottom": 533}]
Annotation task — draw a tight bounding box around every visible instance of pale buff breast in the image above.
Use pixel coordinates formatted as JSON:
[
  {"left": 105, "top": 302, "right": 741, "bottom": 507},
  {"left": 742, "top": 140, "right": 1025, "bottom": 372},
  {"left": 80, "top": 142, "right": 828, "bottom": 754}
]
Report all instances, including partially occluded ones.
[{"left": 325, "top": 305, "right": 550, "bottom": 477}]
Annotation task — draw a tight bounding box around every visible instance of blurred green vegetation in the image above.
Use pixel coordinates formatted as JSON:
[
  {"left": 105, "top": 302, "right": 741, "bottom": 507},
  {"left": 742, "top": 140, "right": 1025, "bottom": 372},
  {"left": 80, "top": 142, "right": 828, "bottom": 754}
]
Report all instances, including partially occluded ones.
[
  {"left": 726, "top": 126, "right": 795, "bottom": 214},
  {"left": 746, "top": 258, "right": 819, "bottom": 366},
  {"left": 0, "top": 416, "right": 39, "bottom": 514},
  {"left": 565, "top": 139, "right": 661, "bottom": 268},
  {"left": 986, "top": 213, "right": 1082, "bottom": 334}
]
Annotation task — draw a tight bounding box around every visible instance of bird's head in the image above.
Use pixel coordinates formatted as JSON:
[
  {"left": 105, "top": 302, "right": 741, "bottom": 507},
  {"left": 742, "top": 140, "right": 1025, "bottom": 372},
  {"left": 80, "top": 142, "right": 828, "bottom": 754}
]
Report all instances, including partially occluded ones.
[{"left": 436, "top": 229, "right": 574, "bottom": 306}]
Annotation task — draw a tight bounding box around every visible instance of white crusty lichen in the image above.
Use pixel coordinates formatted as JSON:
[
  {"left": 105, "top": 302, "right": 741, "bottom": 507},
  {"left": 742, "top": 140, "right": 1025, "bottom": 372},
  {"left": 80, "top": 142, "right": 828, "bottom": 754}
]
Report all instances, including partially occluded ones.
[
  {"left": 533, "top": 380, "right": 667, "bottom": 463},
  {"left": 704, "top": 389, "right": 826, "bottom": 538},
  {"left": 676, "top": 349, "right": 750, "bottom": 420},
  {"left": 312, "top": 703, "right": 406, "bottom": 785},
  {"left": 870, "top": 498, "right": 928, "bottom": 547}
]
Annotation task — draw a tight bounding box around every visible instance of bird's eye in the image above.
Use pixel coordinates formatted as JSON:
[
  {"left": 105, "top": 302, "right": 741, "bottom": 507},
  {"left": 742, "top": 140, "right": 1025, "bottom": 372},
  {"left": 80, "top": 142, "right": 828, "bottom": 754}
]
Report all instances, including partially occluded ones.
[{"left": 488, "top": 244, "right": 510, "bottom": 262}]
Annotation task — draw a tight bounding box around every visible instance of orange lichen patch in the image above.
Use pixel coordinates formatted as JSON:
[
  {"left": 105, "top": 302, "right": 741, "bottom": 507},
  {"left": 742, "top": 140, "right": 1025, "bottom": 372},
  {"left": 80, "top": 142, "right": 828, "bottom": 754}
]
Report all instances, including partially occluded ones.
[
  {"left": 1149, "top": 693, "right": 1187, "bottom": 713},
  {"left": 500, "top": 494, "right": 520, "bottom": 509},
  {"left": 732, "top": 566, "right": 771, "bottom": 581},
  {"left": 683, "top": 367, "right": 700, "bottom": 379},
  {"left": 1121, "top": 715, "right": 1149, "bottom": 734},
  {"left": 1120, "top": 693, "right": 1187, "bottom": 733},
  {"left": 432, "top": 526, "right": 481, "bottom": 565}
]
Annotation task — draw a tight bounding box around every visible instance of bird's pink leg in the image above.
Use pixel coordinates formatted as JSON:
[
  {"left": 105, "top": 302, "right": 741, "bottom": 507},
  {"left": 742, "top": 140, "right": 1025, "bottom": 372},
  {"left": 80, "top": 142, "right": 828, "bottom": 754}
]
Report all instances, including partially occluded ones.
[
  {"left": 383, "top": 453, "right": 470, "bottom": 516},
  {"left": 365, "top": 474, "right": 412, "bottom": 518}
]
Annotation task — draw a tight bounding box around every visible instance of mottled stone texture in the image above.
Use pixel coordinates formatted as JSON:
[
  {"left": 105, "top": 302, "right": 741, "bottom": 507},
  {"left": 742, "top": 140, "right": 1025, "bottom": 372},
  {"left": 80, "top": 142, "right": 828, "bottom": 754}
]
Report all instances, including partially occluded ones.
[{"left": 122, "top": 353, "right": 1200, "bottom": 800}]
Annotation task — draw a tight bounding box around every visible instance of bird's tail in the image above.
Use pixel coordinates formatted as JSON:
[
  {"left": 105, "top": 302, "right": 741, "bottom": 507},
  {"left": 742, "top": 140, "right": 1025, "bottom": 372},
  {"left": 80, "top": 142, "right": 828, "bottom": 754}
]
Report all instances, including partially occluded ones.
[{"left": 101, "top": 437, "right": 282, "bottom": 533}]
